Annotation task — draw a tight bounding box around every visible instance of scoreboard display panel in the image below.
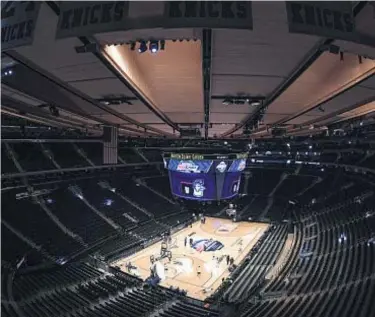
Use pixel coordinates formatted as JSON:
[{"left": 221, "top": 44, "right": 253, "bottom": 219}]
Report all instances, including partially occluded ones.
[{"left": 164, "top": 152, "right": 247, "bottom": 201}]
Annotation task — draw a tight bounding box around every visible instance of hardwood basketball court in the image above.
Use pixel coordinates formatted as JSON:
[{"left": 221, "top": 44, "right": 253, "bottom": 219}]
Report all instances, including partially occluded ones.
[{"left": 112, "top": 217, "right": 269, "bottom": 300}]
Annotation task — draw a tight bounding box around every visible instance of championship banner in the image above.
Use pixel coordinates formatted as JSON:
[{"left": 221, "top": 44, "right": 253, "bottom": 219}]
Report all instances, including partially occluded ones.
[
  {"left": 1, "top": 1, "right": 42, "bottom": 51},
  {"left": 56, "top": 1, "right": 130, "bottom": 39},
  {"left": 163, "top": 1, "right": 253, "bottom": 29},
  {"left": 285, "top": 2, "right": 355, "bottom": 40}
]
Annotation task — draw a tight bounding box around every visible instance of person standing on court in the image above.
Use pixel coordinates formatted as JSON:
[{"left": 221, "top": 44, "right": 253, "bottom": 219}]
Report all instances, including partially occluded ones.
[
  {"left": 197, "top": 265, "right": 201, "bottom": 277},
  {"left": 226, "top": 255, "right": 230, "bottom": 265},
  {"left": 184, "top": 236, "right": 187, "bottom": 247}
]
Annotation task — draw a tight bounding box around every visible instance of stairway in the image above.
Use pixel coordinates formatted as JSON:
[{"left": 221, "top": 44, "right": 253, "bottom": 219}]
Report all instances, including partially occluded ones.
[
  {"left": 259, "top": 173, "right": 288, "bottom": 220},
  {"left": 4, "top": 143, "right": 24, "bottom": 173},
  {"left": 81, "top": 197, "right": 122, "bottom": 230},
  {"left": 134, "top": 148, "right": 149, "bottom": 162},
  {"left": 37, "top": 197, "right": 87, "bottom": 246},
  {"left": 296, "top": 177, "right": 322, "bottom": 197},
  {"left": 1, "top": 220, "right": 55, "bottom": 262},
  {"left": 116, "top": 191, "right": 154, "bottom": 218},
  {"left": 73, "top": 143, "right": 95, "bottom": 166},
  {"left": 40, "top": 143, "right": 61, "bottom": 169}
]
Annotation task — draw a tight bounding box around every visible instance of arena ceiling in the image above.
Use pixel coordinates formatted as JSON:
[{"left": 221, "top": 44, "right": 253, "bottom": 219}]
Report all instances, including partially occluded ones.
[{"left": 1, "top": 1, "right": 375, "bottom": 139}]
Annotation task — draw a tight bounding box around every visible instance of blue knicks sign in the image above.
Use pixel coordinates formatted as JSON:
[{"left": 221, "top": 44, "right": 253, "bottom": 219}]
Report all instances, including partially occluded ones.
[{"left": 192, "top": 239, "right": 224, "bottom": 252}]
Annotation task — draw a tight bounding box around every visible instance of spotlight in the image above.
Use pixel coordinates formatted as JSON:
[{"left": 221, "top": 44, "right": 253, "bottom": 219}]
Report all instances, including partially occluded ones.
[
  {"left": 149, "top": 40, "right": 159, "bottom": 53},
  {"left": 138, "top": 41, "right": 147, "bottom": 53},
  {"left": 249, "top": 100, "right": 261, "bottom": 106},
  {"left": 222, "top": 97, "right": 233, "bottom": 106}
]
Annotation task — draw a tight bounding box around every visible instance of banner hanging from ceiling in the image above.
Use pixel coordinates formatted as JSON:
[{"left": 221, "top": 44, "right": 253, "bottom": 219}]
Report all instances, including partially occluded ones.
[
  {"left": 1, "top": 1, "right": 42, "bottom": 51},
  {"left": 285, "top": 1, "right": 375, "bottom": 48},
  {"left": 56, "top": 1, "right": 131, "bottom": 39},
  {"left": 163, "top": 1, "right": 253, "bottom": 29},
  {"left": 353, "top": 2, "right": 375, "bottom": 44},
  {"left": 55, "top": 1, "right": 253, "bottom": 39},
  {"left": 286, "top": 2, "right": 355, "bottom": 38}
]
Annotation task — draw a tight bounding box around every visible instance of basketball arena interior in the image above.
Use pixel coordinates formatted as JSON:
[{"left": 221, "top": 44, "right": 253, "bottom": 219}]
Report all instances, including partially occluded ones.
[{"left": 1, "top": 1, "right": 375, "bottom": 317}]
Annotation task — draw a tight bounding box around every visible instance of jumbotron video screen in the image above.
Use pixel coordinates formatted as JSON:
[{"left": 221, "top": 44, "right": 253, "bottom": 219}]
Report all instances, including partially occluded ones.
[{"left": 163, "top": 152, "right": 247, "bottom": 201}]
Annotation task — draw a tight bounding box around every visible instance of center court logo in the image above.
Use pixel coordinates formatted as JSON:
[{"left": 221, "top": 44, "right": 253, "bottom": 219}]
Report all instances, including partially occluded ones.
[{"left": 192, "top": 239, "right": 224, "bottom": 252}]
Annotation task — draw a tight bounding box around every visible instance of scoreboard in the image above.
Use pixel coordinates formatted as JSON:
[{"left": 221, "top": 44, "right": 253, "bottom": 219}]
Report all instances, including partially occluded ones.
[{"left": 163, "top": 152, "right": 247, "bottom": 201}]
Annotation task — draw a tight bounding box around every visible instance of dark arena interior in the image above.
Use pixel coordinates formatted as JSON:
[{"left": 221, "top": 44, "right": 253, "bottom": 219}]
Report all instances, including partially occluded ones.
[{"left": 1, "top": 1, "right": 375, "bottom": 317}]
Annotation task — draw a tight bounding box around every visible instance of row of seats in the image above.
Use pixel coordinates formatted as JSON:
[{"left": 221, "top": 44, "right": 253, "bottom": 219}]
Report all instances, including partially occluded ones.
[
  {"left": 10, "top": 260, "right": 219, "bottom": 317},
  {"left": 111, "top": 177, "right": 179, "bottom": 218},
  {"left": 238, "top": 176, "right": 375, "bottom": 317},
  {"left": 144, "top": 176, "right": 175, "bottom": 200},
  {"left": 1, "top": 176, "right": 192, "bottom": 268},
  {"left": 2, "top": 190, "right": 84, "bottom": 260},
  {"left": 13, "top": 262, "right": 103, "bottom": 300},
  {"left": 224, "top": 225, "right": 288, "bottom": 303}
]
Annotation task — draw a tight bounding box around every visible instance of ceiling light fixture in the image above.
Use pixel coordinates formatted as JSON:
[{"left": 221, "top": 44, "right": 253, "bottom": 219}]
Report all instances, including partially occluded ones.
[
  {"left": 138, "top": 41, "right": 147, "bottom": 53},
  {"left": 149, "top": 40, "right": 159, "bottom": 53},
  {"left": 222, "top": 97, "right": 233, "bottom": 106},
  {"left": 250, "top": 100, "right": 261, "bottom": 106}
]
